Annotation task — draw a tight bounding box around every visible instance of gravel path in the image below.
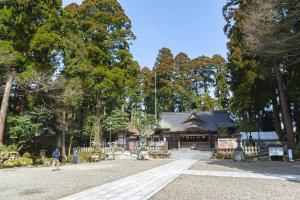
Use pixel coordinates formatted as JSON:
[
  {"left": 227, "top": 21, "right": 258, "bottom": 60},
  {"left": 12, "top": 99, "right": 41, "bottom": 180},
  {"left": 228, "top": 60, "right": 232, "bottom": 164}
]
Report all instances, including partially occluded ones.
[
  {"left": 190, "top": 160, "right": 300, "bottom": 175},
  {"left": 0, "top": 159, "right": 170, "bottom": 200},
  {"left": 151, "top": 175, "right": 300, "bottom": 200}
]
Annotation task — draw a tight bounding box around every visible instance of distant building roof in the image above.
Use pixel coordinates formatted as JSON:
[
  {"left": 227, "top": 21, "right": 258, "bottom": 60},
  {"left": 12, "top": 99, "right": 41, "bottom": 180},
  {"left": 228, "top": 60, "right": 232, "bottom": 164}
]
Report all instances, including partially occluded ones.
[
  {"left": 240, "top": 131, "right": 279, "bottom": 140},
  {"left": 159, "top": 110, "right": 236, "bottom": 132}
]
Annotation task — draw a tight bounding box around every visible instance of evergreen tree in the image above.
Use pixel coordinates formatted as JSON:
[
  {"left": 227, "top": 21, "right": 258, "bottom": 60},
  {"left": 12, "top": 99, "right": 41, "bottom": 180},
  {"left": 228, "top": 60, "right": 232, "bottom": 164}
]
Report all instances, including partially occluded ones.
[
  {"left": 0, "top": 0, "right": 63, "bottom": 145},
  {"left": 154, "top": 48, "right": 175, "bottom": 112},
  {"left": 174, "top": 52, "right": 194, "bottom": 111},
  {"left": 223, "top": 0, "right": 299, "bottom": 150}
]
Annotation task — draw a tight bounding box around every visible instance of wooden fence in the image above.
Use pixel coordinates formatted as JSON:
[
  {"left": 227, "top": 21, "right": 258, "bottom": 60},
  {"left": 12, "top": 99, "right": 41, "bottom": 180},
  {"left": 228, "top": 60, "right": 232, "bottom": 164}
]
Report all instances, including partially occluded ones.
[
  {"left": 217, "top": 146, "right": 260, "bottom": 156},
  {"left": 243, "top": 146, "right": 260, "bottom": 156},
  {"left": 128, "top": 141, "right": 168, "bottom": 154},
  {"left": 76, "top": 143, "right": 168, "bottom": 154},
  {"left": 76, "top": 146, "right": 124, "bottom": 153}
]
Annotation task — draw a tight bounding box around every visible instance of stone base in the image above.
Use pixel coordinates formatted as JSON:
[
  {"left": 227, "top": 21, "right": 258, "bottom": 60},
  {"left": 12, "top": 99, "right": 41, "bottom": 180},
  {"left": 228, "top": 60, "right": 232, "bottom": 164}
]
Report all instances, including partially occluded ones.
[
  {"left": 106, "top": 153, "right": 115, "bottom": 160},
  {"left": 138, "top": 150, "right": 150, "bottom": 160},
  {"left": 233, "top": 150, "right": 245, "bottom": 161}
]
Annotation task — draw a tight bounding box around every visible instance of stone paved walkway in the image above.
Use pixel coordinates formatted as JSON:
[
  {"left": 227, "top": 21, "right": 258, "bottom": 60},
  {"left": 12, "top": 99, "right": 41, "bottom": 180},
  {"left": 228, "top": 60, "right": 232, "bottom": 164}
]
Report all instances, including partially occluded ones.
[
  {"left": 183, "top": 169, "right": 300, "bottom": 181},
  {"left": 60, "top": 159, "right": 197, "bottom": 200}
]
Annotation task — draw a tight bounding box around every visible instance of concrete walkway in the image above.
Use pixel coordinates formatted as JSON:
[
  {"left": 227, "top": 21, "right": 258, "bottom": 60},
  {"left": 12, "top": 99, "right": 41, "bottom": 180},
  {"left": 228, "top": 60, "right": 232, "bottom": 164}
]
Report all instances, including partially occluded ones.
[
  {"left": 60, "top": 159, "right": 197, "bottom": 200},
  {"left": 183, "top": 169, "right": 300, "bottom": 181},
  {"left": 170, "top": 149, "right": 211, "bottom": 160}
]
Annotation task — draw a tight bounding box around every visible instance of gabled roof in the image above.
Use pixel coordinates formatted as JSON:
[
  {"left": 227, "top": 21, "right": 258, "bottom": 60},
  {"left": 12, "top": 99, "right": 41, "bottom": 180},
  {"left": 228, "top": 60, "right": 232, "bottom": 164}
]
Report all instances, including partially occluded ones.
[
  {"left": 159, "top": 110, "right": 236, "bottom": 132},
  {"left": 183, "top": 112, "right": 207, "bottom": 124}
]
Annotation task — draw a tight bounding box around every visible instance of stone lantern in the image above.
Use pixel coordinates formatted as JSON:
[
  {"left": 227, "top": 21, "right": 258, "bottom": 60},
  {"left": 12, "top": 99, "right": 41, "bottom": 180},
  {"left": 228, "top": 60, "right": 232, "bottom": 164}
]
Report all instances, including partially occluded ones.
[
  {"left": 234, "top": 134, "right": 245, "bottom": 161},
  {"left": 138, "top": 128, "right": 150, "bottom": 160}
]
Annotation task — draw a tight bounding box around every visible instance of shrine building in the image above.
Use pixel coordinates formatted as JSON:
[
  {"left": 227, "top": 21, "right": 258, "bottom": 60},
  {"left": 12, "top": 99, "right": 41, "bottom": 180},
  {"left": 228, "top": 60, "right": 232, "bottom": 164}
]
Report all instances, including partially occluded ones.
[{"left": 153, "top": 110, "right": 236, "bottom": 150}]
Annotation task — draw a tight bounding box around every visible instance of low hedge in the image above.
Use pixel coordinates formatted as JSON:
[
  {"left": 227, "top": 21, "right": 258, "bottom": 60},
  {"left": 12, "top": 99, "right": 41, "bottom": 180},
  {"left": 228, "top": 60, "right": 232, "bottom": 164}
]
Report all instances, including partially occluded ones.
[
  {"left": 149, "top": 151, "right": 171, "bottom": 159},
  {"left": 3, "top": 157, "right": 33, "bottom": 168},
  {"left": 213, "top": 152, "right": 233, "bottom": 160},
  {"left": 78, "top": 152, "right": 103, "bottom": 163}
]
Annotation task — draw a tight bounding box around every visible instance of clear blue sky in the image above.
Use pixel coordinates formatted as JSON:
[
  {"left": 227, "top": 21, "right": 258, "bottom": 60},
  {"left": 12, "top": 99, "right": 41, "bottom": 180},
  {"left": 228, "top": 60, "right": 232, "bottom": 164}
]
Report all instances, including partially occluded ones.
[{"left": 63, "top": 0, "right": 228, "bottom": 68}]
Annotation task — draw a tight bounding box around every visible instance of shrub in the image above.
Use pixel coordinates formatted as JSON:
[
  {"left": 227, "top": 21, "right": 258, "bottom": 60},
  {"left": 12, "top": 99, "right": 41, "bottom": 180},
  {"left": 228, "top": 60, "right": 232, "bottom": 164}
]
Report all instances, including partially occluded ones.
[
  {"left": 33, "top": 157, "right": 53, "bottom": 166},
  {"left": 18, "top": 157, "right": 33, "bottom": 166},
  {"left": 3, "top": 159, "right": 20, "bottom": 167},
  {"left": 213, "top": 152, "right": 233, "bottom": 160},
  {"left": 0, "top": 145, "right": 19, "bottom": 164},
  {"left": 22, "top": 152, "right": 32, "bottom": 159},
  {"left": 3, "top": 157, "right": 33, "bottom": 168},
  {"left": 62, "top": 156, "right": 72, "bottom": 164},
  {"left": 0, "top": 151, "right": 9, "bottom": 162},
  {"left": 0, "top": 145, "right": 17, "bottom": 152},
  {"left": 149, "top": 151, "right": 171, "bottom": 159},
  {"left": 79, "top": 152, "right": 102, "bottom": 163},
  {"left": 7, "top": 115, "right": 42, "bottom": 151}
]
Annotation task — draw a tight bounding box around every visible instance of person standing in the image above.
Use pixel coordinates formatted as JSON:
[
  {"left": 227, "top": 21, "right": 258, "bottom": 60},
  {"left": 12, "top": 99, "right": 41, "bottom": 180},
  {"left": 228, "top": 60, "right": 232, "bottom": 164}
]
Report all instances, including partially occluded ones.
[
  {"left": 52, "top": 148, "right": 61, "bottom": 170},
  {"left": 73, "top": 149, "right": 79, "bottom": 164}
]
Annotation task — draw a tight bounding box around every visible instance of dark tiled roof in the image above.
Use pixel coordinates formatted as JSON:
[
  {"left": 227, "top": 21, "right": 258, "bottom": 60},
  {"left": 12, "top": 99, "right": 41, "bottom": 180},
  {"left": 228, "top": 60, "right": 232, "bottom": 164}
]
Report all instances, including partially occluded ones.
[{"left": 159, "top": 110, "right": 236, "bottom": 132}]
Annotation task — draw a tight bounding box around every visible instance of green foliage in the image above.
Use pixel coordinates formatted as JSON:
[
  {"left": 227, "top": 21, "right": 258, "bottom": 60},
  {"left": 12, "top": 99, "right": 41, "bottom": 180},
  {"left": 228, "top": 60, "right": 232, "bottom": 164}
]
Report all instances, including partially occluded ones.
[
  {"left": 149, "top": 48, "right": 230, "bottom": 113},
  {"left": 101, "top": 110, "right": 129, "bottom": 137},
  {"left": 78, "top": 152, "right": 102, "bottom": 163},
  {"left": 213, "top": 152, "right": 233, "bottom": 160},
  {"left": 218, "top": 125, "right": 229, "bottom": 137},
  {"left": 140, "top": 67, "right": 155, "bottom": 114},
  {"left": 33, "top": 157, "right": 53, "bottom": 166},
  {"left": 22, "top": 152, "right": 32, "bottom": 159},
  {"left": 0, "top": 40, "right": 24, "bottom": 69},
  {"left": 141, "top": 114, "right": 157, "bottom": 128},
  {"left": 7, "top": 115, "right": 42, "bottom": 150},
  {"left": 0, "top": 145, "right": 17, "bottom": 153},
  {"left": 0, "top": 145, "right": 16, "bottom": 162},
  {"left": 63, "top": 0, "right": 137, "bottom": 115},
  {"left": 3, "top": 157, "right": 33, "bottom": 168},
  {"left": 155, "top": 47, "right": 176, "bottom": 112},
  {"left": 223, "top": 0, "right": 278, "bottom": 131},
  {"left": 83, "top": 115, "right": 99, "bottom": 137}
]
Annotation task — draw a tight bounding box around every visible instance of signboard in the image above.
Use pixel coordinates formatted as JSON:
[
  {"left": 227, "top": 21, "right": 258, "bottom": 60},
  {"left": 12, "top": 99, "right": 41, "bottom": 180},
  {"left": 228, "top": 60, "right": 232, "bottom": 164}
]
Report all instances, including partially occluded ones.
[
  {"left": 218, "top": 138, "right": 238, "bottom": 149},
  {"left": 268, "top": 147, "right": 284, "bottom": 156}
]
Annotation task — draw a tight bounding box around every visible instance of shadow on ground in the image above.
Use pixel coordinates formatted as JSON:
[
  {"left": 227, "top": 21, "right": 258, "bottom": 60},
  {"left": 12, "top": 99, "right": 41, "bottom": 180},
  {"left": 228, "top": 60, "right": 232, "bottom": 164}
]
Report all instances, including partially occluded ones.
[{"left": 190, "top": 159, "right": 300, "bottom": 183}]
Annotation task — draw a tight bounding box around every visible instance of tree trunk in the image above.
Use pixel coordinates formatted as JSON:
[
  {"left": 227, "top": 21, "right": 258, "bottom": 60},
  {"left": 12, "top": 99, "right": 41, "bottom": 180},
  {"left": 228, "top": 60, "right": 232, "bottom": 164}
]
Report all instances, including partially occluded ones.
[
  {"left": 123, "top": 132, "right": 125, "bottom": 148},
  {"left": 271, "top": 92, "right": 282, "bottom": 138},
  {"left": 0, "top": 67, "right": 15, "bottom": 145},
  {"left": 68, "top": 135, "right": 73, "bottom": 158},
  {"left": 274, "top": 66, "right": 296, "bottom": 150},
  {"left": 203, "top": 80, "right": 208, "bottom": 93},
  {"left": 96, "top": 92, "right": 101, "bottom": 118},
  {"left": 61, "top": 107, "right": 67, "bottom": 159}
]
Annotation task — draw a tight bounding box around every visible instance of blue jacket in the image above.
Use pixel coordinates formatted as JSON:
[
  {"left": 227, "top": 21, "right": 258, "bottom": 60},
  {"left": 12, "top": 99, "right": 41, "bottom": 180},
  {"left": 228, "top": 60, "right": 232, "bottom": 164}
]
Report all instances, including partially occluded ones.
[{"left": 52, "top": 150, "right": 60, "bottom": 160}]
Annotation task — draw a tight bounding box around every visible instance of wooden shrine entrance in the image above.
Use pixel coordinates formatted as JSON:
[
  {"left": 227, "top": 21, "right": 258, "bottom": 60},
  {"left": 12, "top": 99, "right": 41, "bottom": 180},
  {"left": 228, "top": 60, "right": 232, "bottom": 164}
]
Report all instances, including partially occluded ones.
[{"left": 178, "top": 133, "right": 210, "bottom": 150}]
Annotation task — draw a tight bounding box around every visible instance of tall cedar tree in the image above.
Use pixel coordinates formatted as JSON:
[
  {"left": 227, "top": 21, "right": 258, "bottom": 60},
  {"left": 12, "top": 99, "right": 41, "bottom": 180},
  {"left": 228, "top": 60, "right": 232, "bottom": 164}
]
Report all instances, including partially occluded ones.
[
  {"left": 0, "top": 0, "right": 63, "bottom": 145},
  {"left": 223, "top": 0, "right": 299, "bottom": 149}
]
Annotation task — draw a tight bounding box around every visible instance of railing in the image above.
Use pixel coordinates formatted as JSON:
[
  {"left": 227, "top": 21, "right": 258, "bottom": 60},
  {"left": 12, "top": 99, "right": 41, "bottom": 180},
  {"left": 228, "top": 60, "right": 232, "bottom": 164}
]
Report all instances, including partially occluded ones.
[
  {"left": 128, "top": 141, "right": 169, "bottom": 154},
  {"left": 76, "top": 146, "right": 124, "bottom": 153},
  {"left": 77, "top": 147, "right": 98, "bottom": 152},
  {"left": 217, "top": 146, "right": 260, "bottom": 156},
  {"left": 242, "top": 146, "right": 260, "bottom": 155},
  {"left": 217, "top": 148, "right": 234, "bottom": 153}
]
